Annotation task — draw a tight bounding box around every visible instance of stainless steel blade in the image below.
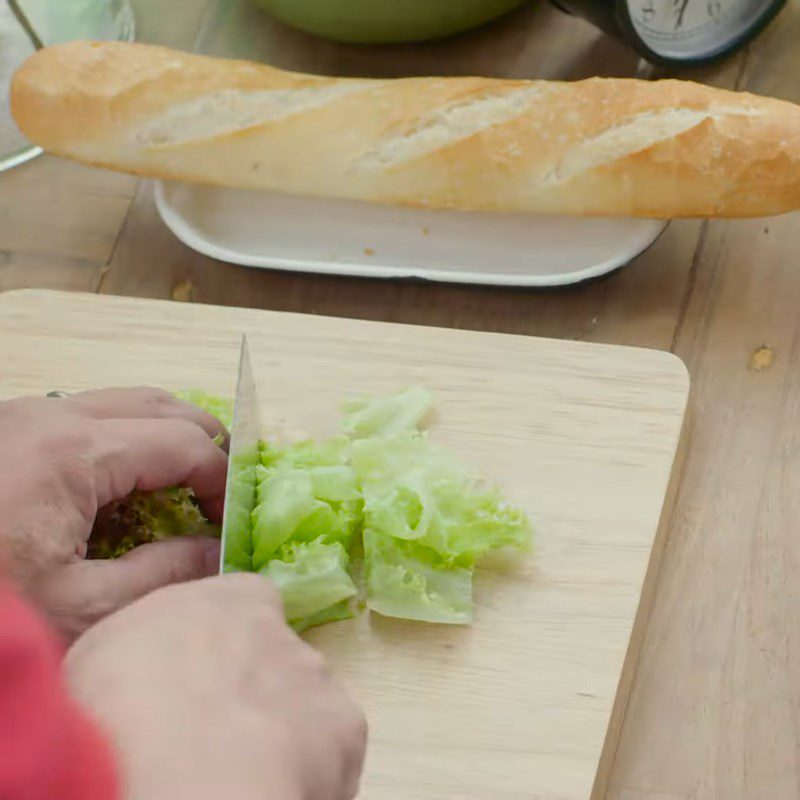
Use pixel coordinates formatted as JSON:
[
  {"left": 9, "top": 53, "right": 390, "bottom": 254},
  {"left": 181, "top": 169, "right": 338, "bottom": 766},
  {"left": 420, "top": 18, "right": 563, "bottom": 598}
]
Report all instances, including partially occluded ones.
[{"left": 219, "top": 334, "right": 261, "bottom": 573}]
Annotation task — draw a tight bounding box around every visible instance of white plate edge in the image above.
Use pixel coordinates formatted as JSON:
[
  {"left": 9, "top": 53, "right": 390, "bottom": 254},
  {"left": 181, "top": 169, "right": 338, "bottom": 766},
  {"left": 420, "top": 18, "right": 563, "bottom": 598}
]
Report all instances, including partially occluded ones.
[{"left": 154, "top": 182, "right": 670, "bottom": 288}]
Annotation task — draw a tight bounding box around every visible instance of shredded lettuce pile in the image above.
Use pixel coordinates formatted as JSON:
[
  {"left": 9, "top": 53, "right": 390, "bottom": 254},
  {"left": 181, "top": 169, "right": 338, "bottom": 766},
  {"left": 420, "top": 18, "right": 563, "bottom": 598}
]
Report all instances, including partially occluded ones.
[
  {"left": 243, "top": 386, "right": 531, "bottom": 629},
  {"left": 94, "top": 386, "right": 531, "bottom": 631}
]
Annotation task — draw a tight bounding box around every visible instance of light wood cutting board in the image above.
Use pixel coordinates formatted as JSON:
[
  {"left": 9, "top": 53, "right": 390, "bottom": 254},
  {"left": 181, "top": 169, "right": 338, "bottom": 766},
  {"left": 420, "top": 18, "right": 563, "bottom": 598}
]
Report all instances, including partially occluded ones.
[{"left": 0, "top": 289, "right": 689, "bottom": 800}]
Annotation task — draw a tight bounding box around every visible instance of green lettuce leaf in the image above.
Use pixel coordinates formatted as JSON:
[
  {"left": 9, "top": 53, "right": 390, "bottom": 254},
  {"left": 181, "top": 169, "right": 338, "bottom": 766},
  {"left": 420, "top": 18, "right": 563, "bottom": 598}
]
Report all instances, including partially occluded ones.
[
  {"left": 261, "top": 538, "right": 357, "bottom": 627},
  {"left": 252, "top": 468, "right": 316, "bottom": 568},
  {"left": 350, "top": 422, "right": 529, "bottom": 623},
  {"left": 341, "top": 386, "right": 433, "bottom": 439},
  {"left": 352, "top": 434, "right": 530, "bottom": 564},
  {"left": 252, "top": 436, "right": 364, "bottom": 574},
  {"left": 88, "top": 486, "right": 217, "bottom": 559},
  {"left": 252, "top": 467, "right": 363, "bottom": 567},
  {"left": 291, "top": 600, "right": 354, "bottom": 634},
  {"left": 260, "top": 436, "right": 351, "bottom": 470},
  {"left": 363, "top": 531, "right": 473, "bottom": 624}
]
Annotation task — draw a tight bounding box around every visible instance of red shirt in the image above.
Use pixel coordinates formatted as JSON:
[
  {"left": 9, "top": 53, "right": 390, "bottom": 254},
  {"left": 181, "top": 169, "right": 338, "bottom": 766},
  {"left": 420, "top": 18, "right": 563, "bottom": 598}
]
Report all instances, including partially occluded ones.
[{"left": 0, "top": 585, "right": 118, "bottom": 800}]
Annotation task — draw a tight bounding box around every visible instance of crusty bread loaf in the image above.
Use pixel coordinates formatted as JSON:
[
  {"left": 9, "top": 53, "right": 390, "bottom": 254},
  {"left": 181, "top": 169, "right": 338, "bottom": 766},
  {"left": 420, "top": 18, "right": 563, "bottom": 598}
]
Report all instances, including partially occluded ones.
[{"left": 11, "top": 40, "right": 800, "bottom": 218}]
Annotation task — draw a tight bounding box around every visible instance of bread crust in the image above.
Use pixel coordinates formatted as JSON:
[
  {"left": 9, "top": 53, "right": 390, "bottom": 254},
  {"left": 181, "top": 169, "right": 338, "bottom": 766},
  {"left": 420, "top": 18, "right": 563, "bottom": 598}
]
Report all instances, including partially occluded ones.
[{"left": 11, "top": 41, "right": 800, "bottom": 218}]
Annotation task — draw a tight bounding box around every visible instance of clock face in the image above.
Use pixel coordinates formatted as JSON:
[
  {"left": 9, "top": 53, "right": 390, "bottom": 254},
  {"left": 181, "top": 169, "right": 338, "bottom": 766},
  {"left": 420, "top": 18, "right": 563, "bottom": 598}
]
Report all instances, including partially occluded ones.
[{"left": 627, "top": 0, "right": 778, "bottom": 59}]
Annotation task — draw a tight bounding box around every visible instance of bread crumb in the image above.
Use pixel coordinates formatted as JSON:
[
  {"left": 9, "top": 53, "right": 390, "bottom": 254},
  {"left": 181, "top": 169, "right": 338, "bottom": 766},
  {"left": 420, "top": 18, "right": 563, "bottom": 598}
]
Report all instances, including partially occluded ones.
[
  {"left": 171, "top": 279, "right": 194, "bottom": 302},
  {"left": 422, "top": 227, "right": 430, "bottom": 235},
  {"left": 363, "top": 248, "right": 375, "bottom": 256},
  {"left": 749, "top": 345, "right": 774, "bottom": 371}
]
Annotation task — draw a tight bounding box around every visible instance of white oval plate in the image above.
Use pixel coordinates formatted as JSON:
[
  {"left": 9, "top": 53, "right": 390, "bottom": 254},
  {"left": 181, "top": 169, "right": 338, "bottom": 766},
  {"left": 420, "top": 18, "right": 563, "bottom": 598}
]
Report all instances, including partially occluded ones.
[{"left": 155, "top": 181, "right": 668, "bottom": 287}]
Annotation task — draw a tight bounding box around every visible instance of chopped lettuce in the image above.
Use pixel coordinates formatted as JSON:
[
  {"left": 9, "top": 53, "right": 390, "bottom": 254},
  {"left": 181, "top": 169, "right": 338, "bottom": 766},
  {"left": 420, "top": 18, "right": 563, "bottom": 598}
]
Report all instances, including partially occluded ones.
[
  {"left": 92, "top": 385, "right": 531, "bottom": 633},
  {"left": 291, "top": 600, "right": 355, "bottom": 634},
  {"left": 262, "top": 538, "right": 357, "bottom": 629},
  {"left": 252, "top": 441, "right": 363, "bottom": 568},
  {"left": 352, "top": 432, "right": 530, "bottom": 622},
  {"left": 341, "top": 386, "right": 433, "bottom": 439},
  {"left": 250, "top": 438, "right": 363, "bottom": 625},
  {"left": 352, "top": 434, "right": 530, "bottom": 564},
  {"left": 252, "top": 468, "right": 316, "bottom": 567},
  {"left": 363, "top": 531, "right": 473, "bottom": 624},
  {"left": 251, "top": 387, "right": 530, "bottom": 629},
  {"left": 260, "top": 436, "right": 351, "bottom": 470}
]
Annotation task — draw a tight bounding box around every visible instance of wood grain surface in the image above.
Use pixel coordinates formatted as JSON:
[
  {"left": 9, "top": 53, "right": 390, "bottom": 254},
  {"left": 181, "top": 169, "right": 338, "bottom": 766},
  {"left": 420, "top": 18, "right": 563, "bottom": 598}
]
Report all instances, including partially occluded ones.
[
  {"left": 1, "top": 0, "right": 799, "bottom": 797},
  {"left": 0, "top": 289, "right": 688, "bottom": 800}
]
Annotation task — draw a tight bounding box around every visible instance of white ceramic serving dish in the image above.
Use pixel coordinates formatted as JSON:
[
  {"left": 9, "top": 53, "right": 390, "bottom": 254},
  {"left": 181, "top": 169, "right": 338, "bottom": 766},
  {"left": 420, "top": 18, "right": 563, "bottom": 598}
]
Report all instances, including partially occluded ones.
[{"left": 155, "top": 182, "right": 667, "bottom": 287}]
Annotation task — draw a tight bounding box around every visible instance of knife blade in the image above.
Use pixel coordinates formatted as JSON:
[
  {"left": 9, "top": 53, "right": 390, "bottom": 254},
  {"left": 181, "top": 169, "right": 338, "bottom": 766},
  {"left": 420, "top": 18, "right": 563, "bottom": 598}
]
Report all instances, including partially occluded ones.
[{"left": 219, "top": 334, "right": 261, "bottom": 574}]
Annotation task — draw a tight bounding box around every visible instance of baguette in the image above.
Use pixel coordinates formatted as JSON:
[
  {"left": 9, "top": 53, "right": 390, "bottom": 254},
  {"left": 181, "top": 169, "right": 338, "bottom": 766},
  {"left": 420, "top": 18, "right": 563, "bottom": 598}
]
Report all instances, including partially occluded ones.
[{"left": 11, "top": 40, "right": 800, "bottom": 219}]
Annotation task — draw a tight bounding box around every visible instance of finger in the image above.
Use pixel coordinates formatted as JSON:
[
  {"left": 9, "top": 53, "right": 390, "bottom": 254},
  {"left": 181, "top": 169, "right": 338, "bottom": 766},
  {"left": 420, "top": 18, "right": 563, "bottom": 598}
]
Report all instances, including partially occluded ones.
[
  {"left": 197, "top": 572, "right": 286, "bottom": 617},
  {"left": 320, "top": 681, "right": 368, "bottom": 800},
  {"left": 67, "top": 387, "right": 229, "bottom": 448},
  {"left": 343, "top": 709, "right": 368, "bottom": 799},
  {"left": 38, "top": 536, "right": 221, "bottom": 642},
  {"left": 93, "top": 418, "right": 228, "bottom": 519}
]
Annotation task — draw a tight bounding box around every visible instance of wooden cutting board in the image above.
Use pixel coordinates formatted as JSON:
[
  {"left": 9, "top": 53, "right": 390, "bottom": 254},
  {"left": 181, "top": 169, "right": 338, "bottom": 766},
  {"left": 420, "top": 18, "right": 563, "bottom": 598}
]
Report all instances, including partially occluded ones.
[{"left": 0, "top": 289, "right": 689, "bottom": 800}]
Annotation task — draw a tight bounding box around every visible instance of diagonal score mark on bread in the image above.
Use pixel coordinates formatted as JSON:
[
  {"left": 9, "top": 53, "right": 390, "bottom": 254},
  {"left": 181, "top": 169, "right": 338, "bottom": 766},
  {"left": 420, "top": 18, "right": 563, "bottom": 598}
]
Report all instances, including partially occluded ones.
[
  {"left": 133, "top": 83, "right": 371, "bottom": 148},
  {"left": 544, "top": 105, "right": 767, "bottom": 185},
  {"left": 355, "top": 85, "right": 551, "bottom": 169}
]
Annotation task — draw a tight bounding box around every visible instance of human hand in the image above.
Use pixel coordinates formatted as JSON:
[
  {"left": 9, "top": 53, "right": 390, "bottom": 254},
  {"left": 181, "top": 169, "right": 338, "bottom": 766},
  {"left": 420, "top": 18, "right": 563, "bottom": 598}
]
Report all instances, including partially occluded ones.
[
  {"left": 0, "top": 387, "right": 229, "bottom": 641},
  {"left": 66, "top": 574, "right": 367, "bottom": 800}
]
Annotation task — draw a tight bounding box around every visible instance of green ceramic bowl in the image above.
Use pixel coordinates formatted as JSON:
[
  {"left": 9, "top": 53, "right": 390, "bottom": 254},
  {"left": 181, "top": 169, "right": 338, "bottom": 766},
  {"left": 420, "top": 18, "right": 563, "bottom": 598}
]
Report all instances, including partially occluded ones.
[{"left": 252, "top": 0, "right": 529, "bottom": 44}]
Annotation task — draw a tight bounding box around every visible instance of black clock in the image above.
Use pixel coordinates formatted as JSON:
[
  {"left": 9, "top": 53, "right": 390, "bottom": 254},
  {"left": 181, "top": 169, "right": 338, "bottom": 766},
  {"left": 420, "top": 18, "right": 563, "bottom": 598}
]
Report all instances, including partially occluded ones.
[{"left": 550, "top": 0, "right": 787, "bottom": 66}]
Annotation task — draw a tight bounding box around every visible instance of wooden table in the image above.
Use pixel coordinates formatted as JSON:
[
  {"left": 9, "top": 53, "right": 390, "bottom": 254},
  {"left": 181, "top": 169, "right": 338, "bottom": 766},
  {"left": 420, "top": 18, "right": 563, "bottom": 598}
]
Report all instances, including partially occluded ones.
[{"left": 2, "top": 2, "right": 799, "bottom": 797}]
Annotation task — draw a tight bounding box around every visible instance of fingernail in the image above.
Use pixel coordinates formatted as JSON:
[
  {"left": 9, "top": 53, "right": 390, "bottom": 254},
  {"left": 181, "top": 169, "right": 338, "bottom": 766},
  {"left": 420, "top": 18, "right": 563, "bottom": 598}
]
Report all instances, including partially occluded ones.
[{"left": 202, "top": 540, "right": 222, "bottom": 575}]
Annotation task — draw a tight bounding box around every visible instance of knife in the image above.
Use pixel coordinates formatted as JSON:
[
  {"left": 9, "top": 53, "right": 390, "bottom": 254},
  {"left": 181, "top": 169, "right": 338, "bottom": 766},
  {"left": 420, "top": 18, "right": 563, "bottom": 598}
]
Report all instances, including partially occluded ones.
[{"left": 219, "top": 334, "right": 261, "bottom": 574}]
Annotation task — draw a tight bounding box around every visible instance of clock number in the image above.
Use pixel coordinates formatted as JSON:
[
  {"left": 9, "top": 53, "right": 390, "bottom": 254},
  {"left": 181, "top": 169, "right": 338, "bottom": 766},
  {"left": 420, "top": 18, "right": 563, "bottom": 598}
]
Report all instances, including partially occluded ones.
[{"left": 673, "top": 0, "right": 690, "bottom": 30}]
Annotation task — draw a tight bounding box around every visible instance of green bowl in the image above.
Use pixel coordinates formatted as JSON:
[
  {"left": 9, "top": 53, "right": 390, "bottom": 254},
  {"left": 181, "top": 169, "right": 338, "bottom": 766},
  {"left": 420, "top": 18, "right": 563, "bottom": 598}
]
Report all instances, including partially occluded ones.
[{"left": 252, "top": 0, "right": 529, "bottom": 44}]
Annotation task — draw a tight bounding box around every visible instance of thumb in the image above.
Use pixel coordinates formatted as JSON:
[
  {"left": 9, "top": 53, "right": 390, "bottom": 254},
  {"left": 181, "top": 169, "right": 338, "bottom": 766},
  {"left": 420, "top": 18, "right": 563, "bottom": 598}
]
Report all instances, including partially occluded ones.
[{"left": 38, "top": 536, "right": 221, "bottom": 642}]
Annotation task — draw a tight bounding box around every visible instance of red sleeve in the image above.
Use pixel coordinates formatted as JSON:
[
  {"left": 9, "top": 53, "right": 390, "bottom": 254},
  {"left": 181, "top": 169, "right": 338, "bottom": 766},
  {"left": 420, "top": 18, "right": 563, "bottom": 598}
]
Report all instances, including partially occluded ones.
[{"left": 0, "top": 584, "right": 119, "bottom": 800}]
